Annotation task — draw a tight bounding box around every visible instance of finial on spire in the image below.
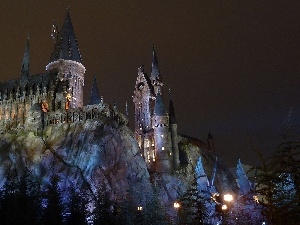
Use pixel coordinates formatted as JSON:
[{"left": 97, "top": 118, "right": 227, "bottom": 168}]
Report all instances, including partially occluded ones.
[
  {"left": 51, "top": 20, "right": 59, "bottom": 42},
  {"left": 169, "top": 85, "right": 172, "bottom": 100}
]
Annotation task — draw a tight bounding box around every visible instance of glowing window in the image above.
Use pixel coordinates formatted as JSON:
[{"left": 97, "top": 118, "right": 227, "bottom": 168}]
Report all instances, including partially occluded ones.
[{"left": 162, "top": 147, "right": 165, "bottom": 150}]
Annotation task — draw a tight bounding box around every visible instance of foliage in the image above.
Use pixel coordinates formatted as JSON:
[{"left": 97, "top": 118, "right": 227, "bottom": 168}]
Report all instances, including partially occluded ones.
[
  {"left": 178, "top": 176, "right": 208, "bottom": 225},
  {"left": 251, "top": 139, "right": 300, "bottom": 225}
]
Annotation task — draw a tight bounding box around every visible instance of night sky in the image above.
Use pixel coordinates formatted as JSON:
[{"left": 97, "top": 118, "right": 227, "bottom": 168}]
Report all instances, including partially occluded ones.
[{"left": 0, "top": 1, "right": 299, "bottom": 167}]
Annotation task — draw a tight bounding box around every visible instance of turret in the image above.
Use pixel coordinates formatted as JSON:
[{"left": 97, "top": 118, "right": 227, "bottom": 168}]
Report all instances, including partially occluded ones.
[
  {"left": 152, "top": 93, "right": 172, "bottom": 173},
  {"left": 169, "top": 90, "right": 180, "bottom": 170},
  {"left": 21, "top": 35, "right": 30, "bottom": 79},
  {"left": 133, "top": 66, "right": 156, "bottom": 164},
  {"left": 150, "top": 45, "right": 163, "bottom": 95},
  {"left": 207, "top": 131, "right": 215, "bottom": 152},
  {"left": 88, "top": 76, "right": 101, "bottom": 105},
  {"left": 46, "top": 9, "right": 85, "bottom": 109}
]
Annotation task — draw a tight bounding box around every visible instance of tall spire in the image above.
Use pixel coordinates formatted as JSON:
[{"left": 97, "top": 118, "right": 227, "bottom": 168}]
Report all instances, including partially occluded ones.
[
  {"left": 151, "top": 44, "right": 161, "bottom": 80},
  {"left": 88, "top": 76, "right": 101, "bottom": 105},
  {"left": 21, "top": 35, "right": 30, "bottom": 78},
  {"left": 49, "top": 8, "right": 82, "bottom": 63},
  {"left": 169, "top": 87, "right": 177, "bottom": 124}
]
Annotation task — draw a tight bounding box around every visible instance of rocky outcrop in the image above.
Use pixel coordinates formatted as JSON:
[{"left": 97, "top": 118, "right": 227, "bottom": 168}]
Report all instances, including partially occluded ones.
[
  {"left": 0, "top": 117, "right": 237, "bottom": 206},
  {"left": 0, "top": 118, "right": 150, "bottom": 201}
]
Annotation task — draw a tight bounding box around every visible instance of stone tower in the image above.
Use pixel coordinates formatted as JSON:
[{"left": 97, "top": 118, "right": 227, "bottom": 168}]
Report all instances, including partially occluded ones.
[
  {"left": 133, "top": 47, "right": 180, "bottom": 173},
  {"left": 46, "top": 10, "right": 86, "bottom": 110},
  {"left": 152, "top": 93, "right": 172, "bottom": 173},
  {"left": 169, "top": 93, "right": 180, "bottom": 170}
]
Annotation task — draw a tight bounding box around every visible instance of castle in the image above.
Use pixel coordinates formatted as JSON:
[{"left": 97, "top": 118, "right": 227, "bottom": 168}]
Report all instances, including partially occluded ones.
[{"left": 0, "top": 10, "right": 214, "bottom": 174}]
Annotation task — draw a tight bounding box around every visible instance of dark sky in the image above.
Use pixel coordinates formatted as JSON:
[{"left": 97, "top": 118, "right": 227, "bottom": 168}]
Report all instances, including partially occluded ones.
[{"left": 0, "top": 1, "right": 299, "bottom": 167}]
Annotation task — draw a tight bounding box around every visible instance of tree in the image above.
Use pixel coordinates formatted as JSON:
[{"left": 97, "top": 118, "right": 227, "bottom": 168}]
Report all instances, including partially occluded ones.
[
  {"left": 251, "top": 139, "right": 300, "bottom": 225},
  {"left": 40, "top": 179, "right": 64, "bottom": 225},
  {"left": 179, "top": 176, "right": 208, "bottom": 225},
  {"left": 65, "top": 188, "right": 87, "bottom": 225},
  {"left": 0, "top": 169, "right": 42, "bottom": 225},
  {"left": 143, "top": 186, "right": 170, "bottom": 225}
]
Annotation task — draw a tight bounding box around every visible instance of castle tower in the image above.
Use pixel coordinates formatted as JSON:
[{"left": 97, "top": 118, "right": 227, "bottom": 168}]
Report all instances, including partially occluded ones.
[
  {"left": 133, "top": 66, "right": 155, "bottom": 164},
  {"left": 207, "top": 131, "right": 215, "bottom": 152},
  {"left": 88, "top": 76, "right": 101, "bottom": 105},
  {"left": 46, "top": 9, "right": 85, "bottom": 110},
  {"left": 169, "top": 91, "right": 180, "bottom": 170},
  {"left": 152, "top": 93, "right": 172, "bottom": 173}
]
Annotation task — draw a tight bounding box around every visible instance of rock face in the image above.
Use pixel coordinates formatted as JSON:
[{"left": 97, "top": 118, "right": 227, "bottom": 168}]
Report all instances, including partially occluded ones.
[
  {"left": 0, "top": 117, "right": 237, "bottom": 206},
  {"left": 0, "top": 118, "right": 151, "bottom": 201}
]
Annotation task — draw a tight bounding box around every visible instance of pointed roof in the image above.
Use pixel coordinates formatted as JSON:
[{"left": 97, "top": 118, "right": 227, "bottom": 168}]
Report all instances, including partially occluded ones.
[
  {"left": 208, "top": 131, "right": 214, "bottom": 140},
  {"left": 88, "top": 76, "right": 101, "bottom": 105},
  {"left": 154, "top": 92, "right": 167, "bottom": 116},
  {"left": 49, "top": 9, "right": 82, "bottom": 63},
  {"left": 169, "top": 93, "right": 177, "bottom": 124},
  {"left": 21, "top": 35, "right": 30, "bottom": 77},
  {"left": 151, "top": 44, "right": 161, "bottom": 80}
]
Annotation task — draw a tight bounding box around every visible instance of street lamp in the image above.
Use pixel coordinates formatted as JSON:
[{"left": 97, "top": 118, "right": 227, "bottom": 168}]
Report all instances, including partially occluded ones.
[
  {"left": 173, "top": 202, "right": 180, "bottom": 224},
  {"left": 223, "top": 194, "right": 233, "bottom": 202},
  {"left": 222, "top": 194, "right": 233, "bottom": 225},
  {"left": 173, "top": 202, "right": 180, "bottom": 209}
]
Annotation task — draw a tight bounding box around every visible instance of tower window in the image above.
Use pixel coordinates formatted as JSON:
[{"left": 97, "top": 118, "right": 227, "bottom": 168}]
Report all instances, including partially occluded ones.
[
  {"left": 161, "top": 134, "right": 164, "bottom": 138},
  {"left": 162, "top": 147, "right": 165, "bottom": 150}
]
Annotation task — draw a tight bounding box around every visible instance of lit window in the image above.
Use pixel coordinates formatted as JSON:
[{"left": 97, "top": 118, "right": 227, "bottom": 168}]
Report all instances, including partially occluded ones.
[
  {"left": 170, "top": 153, "right": 172, "bottom": 155},
  {"left": 161, "top": 134, "right": 164, "bottom": 138},
  {"left": 162, "top": 147, "right": 165, "bottom": 150}
]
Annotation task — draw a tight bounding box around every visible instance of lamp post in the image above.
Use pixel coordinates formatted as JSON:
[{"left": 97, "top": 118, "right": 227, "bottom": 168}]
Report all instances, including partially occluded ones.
[
  {"left": 173, "top": 202, "right": 180, "bottom": 225},
  {"left": 137, "top": 206, "right": 143, "bottom": 225},
  {"left": 222, "top": 194, "right": 233, "bottom": 225}
]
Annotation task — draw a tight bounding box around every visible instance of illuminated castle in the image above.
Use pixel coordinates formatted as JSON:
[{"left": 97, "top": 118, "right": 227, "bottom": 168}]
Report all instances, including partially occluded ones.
[
  {"left": 0, "top": 10, "right": 127, "bottom": 134},
  {"left": 0, "top": 10, "right": 215, "bottom": 174}
]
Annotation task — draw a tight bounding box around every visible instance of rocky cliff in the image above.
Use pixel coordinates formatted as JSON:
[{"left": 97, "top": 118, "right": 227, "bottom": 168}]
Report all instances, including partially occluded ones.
[{"left": 0, "top": 117, "right": 236, "bottom": 206}]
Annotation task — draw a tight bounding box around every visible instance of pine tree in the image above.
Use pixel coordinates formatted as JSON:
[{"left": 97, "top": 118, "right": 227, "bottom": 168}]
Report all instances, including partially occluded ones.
[
  {"left": 143, "top": 186, "right": 169, "bottom": 225},
  {"left": 93, "top": 185, "right": 116, "bottom": 225},
  {"left": 179, "top": 177, "right": 207, "bottom": 225},
  {"left": 40, "top": 179, "right": 64, "bottom": 225},
  {"left": 66, "top": 188, "right": 87, "bottom": 225}
]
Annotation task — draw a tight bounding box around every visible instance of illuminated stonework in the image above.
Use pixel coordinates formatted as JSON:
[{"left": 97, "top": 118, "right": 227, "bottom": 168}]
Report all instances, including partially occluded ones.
[{"left": 133, "top": 49, "right": 180, "bottom": 173}]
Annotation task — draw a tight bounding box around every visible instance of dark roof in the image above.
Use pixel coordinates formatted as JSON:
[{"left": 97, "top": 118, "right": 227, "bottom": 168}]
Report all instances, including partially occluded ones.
[
  {"left": 208, "top": 131, "right": 214, "bottom": 140},
  {"left": 88, "top": 76, "right": 101, "bottom": 105},
  {"left": 151, "top": 44, "right": 161, "bottom": 80},
  {"left": 49, "top": 10, "right": 82, "bottom": 63},
  {"left": 21, "top": 36, "right": 30, "bottom": 78},
  {"left": 169, "top": 98, "right": 177, "bottom": 124},
  {"left": 154, "top": 93, "right": 167, "bottom": 116}
]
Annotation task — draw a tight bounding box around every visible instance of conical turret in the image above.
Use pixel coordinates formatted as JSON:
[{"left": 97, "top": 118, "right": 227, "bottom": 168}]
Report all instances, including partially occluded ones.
[
  {"left": 49, "top": 9, "right": 82, "bottom": 63},
  {"left": 207, "top": 131, "right": 215, "bottom": 152},
  {"left": 150, "top": 45, "right": 163, "bottom": 95},
  {"left": 21, "top": 35, "right": 30, "bottom": 78},
  {"left": 151, "top": 44, "right": 160, "bottom": 80},
  {"left": 168, "top": 89, "right": 177, "bottom": 124},
  {"left": 88, "top": 76, "right": 101, "bottom": 105},
  {"left": 46, "top": 8, "right": 86, "bottom": 109}
]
